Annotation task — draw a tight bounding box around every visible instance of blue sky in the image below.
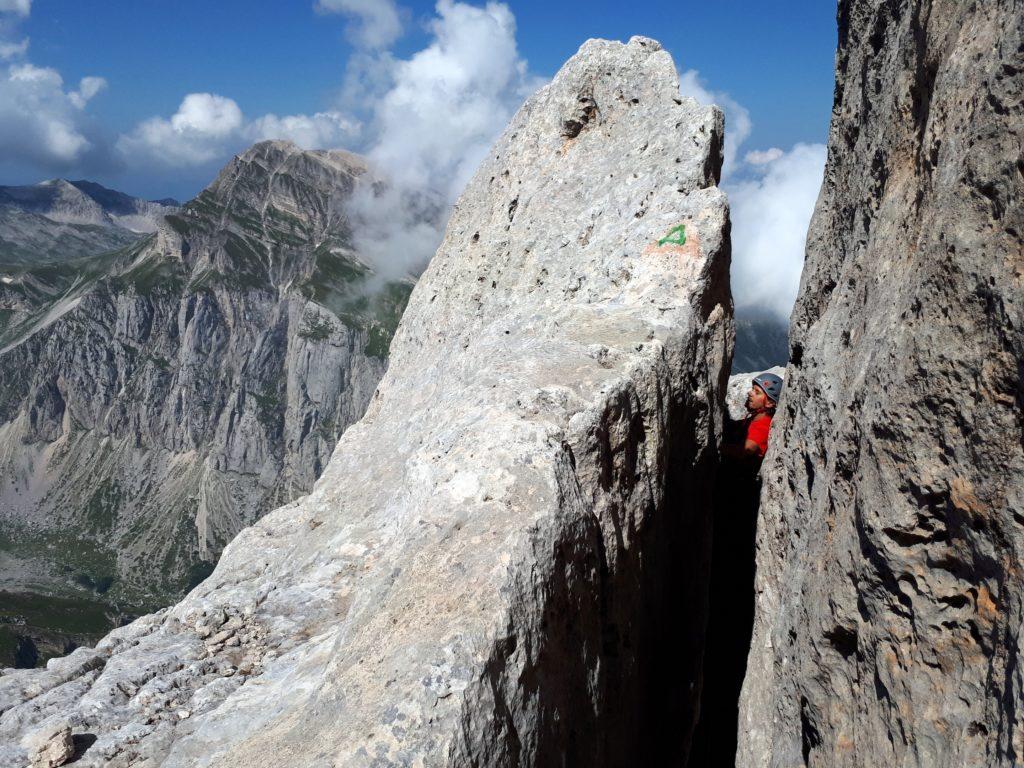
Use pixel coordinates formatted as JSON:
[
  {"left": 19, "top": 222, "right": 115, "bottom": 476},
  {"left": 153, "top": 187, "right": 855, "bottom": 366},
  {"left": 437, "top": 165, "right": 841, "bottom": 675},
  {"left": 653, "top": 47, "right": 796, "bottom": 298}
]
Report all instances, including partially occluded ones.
[
  {"left": 7, "top": 0, "right": 836, "bottom": 196},
  {"left": 0, "top": 0, "right": 839, "bottom": 316}
]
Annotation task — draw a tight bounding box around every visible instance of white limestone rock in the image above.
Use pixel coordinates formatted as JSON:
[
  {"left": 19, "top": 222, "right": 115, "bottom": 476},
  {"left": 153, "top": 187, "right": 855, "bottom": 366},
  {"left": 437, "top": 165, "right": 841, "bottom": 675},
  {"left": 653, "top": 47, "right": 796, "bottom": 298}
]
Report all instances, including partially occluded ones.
[{"left": 21, "top": 720, "right": 74, "bottom": 767}]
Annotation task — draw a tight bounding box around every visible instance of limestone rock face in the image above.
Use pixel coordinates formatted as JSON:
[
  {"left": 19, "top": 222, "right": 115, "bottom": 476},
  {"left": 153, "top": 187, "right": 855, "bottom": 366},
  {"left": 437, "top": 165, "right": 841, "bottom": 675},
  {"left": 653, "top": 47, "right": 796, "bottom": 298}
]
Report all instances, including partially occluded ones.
[
  {"left": 0, "top": 36, "right": 731, "bottom": 766},
  {"left": 738, "top": 2, "right": 1024, "bottom": 766}
]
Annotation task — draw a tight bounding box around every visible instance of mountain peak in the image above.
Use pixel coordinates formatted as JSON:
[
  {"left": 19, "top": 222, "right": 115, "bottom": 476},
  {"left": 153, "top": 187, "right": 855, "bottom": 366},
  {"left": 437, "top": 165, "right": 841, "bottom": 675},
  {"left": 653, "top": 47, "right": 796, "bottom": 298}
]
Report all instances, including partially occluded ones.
[
  {"left": 37, "top": 178, "right": 77, "bottom": 189},
  {"left": 194, "top": 141, "right": 369, "bottom": 227},
  {"left": 232, "top": 139, "right": 368, "bottom": 175},
  {"left": 241, "top": 138, "right": 300, "bottom": 156}
]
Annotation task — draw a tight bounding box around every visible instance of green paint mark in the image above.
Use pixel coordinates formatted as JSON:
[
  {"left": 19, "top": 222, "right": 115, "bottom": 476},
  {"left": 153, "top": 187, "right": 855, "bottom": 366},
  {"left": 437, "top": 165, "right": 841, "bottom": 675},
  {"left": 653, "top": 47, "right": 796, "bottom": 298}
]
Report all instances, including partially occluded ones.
[{"left": 657, "top": 224, "right": 687, "bottom": 247}]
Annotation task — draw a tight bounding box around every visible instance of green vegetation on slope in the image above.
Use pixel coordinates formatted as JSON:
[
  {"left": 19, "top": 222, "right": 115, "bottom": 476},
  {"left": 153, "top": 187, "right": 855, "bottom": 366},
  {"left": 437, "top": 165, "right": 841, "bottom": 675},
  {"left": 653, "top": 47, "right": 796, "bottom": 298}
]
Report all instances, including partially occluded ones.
[
  {"left": 0, "top": 590, "right": 120, "bottom": 668},
  {"left": 296, "top": 245, "right": 413, "bottom": 359},
  {"left": 0, "top": 235, "right": 157, "bottom": 348}
]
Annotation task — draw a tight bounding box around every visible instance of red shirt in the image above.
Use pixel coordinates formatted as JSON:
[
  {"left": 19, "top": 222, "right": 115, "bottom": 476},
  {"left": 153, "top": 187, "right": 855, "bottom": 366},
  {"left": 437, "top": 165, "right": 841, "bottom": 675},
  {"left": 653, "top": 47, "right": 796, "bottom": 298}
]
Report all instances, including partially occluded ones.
[{"left": 746, "top": 414, "right": 773, "bottom": 458}]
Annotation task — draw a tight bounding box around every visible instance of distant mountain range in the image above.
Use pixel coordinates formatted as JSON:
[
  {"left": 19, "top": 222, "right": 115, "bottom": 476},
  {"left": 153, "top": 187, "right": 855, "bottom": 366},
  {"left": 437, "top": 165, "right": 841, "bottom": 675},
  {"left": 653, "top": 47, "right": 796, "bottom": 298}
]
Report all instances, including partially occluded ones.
[
  {"left": 0, "top": 179, "right": 179, "bottom": 267},
  {"left": 732, "top": 305, "right": 790, "bottom": 373},
  {"left": 0, "top": 143, "right": 432, "bottom": 666},
  {"left": 0, "top": 178, "right": 178, "bottom": 230}
]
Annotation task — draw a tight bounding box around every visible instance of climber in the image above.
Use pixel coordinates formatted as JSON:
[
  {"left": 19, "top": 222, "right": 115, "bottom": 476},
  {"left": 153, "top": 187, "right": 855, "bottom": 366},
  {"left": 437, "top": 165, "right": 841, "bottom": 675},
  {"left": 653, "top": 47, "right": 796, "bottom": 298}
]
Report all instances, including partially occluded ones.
[{"left": 722, "top": 371, "right": 783, "bottom": 461}]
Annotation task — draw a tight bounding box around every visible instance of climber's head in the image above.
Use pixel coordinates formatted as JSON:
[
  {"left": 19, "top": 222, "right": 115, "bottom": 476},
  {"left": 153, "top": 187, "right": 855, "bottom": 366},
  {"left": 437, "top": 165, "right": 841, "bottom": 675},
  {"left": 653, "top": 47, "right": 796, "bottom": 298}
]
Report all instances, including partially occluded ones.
[{"left": 747, "top": 372, "right": 783, "bottom": 413}]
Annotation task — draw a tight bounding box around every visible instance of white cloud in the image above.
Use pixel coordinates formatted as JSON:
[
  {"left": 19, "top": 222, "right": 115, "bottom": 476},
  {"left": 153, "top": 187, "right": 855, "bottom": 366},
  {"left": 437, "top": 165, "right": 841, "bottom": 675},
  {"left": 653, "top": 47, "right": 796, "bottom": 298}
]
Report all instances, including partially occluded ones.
[
  {"left": 170, "top": 92, "right": 243, "bottom": 137},
  {"left": 367, "top": 0, "right": 539, "bottom": 198},
  {"left": 345, "top": 0, "right": 543, "bottom": 280},
  {"left": 727, "top": 143, "right": 827, "bottom": 319},
  {"left": 118, "top": 93, "right": 243, "bottom": 166},
  {"left": 315, "top": 0, "right": 402, "bottom": 49},
  {"left": 68, "top": 75, "right": 107, "bottom": 109},
  {"left": 679, "top": 69, "right": 751, "bottom": 179},
  {"left": 0, "top": 37, "right": 27, "bottom": 59},
  {"left": 0, "top": 0, "right": 30, "bottom": 17},
  {"left": 0, "top": 0, "right": 109, "bottom": 172},
  {"left": 337, "top": 50, "right": 396, "bottom": 110},
  {"left": 0, "top": 63, "right": 104, "bottom": 168},
  {"left": 745, "top": 147, "right": 784, "bottom": 165},
  {"left": 248, "top": 110, "right": 359, "bottom": 148},
  {"left": 117, "top": 93, "right": 360, "bottom": 168},
  {"left": 674, "top": 70, "right": 824, "bottom": 321}
]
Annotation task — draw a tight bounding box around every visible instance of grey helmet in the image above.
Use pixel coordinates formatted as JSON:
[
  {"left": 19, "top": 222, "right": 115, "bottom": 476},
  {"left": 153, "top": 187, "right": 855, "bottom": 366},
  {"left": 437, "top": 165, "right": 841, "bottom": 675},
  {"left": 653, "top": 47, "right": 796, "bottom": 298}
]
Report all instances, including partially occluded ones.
[{"left": 753, "top": 372, "right": 783, "bottom": 404}]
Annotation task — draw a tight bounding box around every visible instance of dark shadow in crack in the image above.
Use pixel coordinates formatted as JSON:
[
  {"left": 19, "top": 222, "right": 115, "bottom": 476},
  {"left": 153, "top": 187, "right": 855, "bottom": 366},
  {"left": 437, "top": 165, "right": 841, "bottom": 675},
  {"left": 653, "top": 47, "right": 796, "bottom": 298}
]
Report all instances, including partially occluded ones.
[{"left": 687, "top": 426, "right": 762, "bottom": 768}]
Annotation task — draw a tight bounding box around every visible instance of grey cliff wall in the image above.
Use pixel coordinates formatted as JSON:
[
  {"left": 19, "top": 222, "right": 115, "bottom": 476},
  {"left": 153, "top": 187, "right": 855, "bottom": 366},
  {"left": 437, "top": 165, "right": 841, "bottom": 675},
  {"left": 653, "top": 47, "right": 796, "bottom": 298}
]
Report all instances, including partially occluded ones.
[
  {"left": 0, "top": 36, "right": 732, "bottom": 766},
  {"left": 738, "top": 1, "right": 1023, "bottom": 766}
]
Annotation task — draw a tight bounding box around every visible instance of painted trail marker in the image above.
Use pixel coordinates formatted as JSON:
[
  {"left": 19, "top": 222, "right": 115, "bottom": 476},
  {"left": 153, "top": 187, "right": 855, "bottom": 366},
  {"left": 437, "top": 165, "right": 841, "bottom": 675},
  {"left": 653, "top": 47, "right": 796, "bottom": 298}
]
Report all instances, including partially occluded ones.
[{"left": 657, "top": 224, "right": 687, "bottom": 247}]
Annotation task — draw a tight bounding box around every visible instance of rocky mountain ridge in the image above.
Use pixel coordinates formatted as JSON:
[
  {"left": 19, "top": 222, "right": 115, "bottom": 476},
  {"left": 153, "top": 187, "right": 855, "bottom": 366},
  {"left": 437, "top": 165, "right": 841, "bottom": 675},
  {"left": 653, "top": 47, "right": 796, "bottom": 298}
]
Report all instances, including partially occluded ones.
[
  {"left": 0, "top": 179, "right": 177, "bottom": 233},
  {"left": 0, "top": 140, "right": 417, "bottom": 666},
  {"left": 0, "top": 180, "right": 178, "bottom": 269}
]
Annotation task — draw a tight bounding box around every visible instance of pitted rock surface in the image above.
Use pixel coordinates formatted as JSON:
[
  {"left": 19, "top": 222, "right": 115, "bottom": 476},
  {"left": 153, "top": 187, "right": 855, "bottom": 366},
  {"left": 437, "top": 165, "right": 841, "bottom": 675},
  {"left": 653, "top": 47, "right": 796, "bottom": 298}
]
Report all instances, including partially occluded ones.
[
  {"left": 738, "top": 2, "right": 1024, "bottom": 766},
  {"left": 0, "top": 36, "right": 731, "bottom": 766}
]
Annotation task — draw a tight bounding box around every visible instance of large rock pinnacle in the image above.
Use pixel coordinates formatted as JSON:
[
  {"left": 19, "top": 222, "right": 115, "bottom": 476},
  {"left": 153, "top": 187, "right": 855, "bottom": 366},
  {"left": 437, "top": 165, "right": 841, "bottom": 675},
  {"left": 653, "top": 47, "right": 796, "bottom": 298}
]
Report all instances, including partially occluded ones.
[
  {"left": 738, "top": 1, "right": 1024, "bottom": 766},
  {"left": 1, "top": 36, "right": 731, "bottom": 766}
]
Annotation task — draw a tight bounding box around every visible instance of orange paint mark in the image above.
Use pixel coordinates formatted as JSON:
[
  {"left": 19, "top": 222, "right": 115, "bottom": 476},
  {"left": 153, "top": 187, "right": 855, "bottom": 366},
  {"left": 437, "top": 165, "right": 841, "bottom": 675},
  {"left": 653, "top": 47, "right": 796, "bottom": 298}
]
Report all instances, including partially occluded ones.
[{"left": 642, "top": 227, "right": 701, "bottom": 260}]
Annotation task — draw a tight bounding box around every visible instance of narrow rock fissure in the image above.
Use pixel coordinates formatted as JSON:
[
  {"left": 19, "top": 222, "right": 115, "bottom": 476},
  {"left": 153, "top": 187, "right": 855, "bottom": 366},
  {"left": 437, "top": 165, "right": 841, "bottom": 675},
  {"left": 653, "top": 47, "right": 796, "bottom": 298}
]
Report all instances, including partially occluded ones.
[
  {"left": 630, "top": 386, "right": 719, "bottom": 765},
  {"left": 687, "top": 438, "right": 762, "bottom": 767}
]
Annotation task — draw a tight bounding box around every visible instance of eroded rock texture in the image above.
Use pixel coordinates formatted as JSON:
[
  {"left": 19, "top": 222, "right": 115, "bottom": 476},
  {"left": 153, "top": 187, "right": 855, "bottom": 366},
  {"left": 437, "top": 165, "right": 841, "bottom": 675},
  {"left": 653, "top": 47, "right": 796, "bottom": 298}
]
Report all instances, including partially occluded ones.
[
  {"left": 0, "top": 37, "right": 731, "bottom": 766},
  {"left": 739, "top": 1, "right": 1023, "bottom": 766}
]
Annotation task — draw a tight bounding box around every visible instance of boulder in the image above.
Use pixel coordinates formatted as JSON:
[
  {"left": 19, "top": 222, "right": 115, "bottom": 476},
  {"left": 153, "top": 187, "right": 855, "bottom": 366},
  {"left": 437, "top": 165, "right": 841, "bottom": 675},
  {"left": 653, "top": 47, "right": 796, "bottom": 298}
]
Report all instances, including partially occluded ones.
[
  {"left": 0, "top": 36, "right": 731, "bottom": 766},
  {"left": 738, "top": 1, "right": 1024, "bottom": 766},
  {"left": 21, "top": 721, "right": 74, "bottom": 767}
]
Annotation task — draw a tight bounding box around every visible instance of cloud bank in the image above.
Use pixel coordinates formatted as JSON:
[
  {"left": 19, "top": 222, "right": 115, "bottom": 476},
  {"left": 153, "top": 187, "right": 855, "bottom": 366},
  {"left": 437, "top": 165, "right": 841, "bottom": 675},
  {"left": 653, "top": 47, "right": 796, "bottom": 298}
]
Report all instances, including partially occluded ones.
[
  {"left": 744, "top": 147, "right": 784, "bottom": 165},
  {"left": 315, "top": 0, "right": 403, "bottom": 50},
  {"left": 728, "top": 143, "right": 827, "bottom": 318},
  {"left": 116, "top": 93, "right": 358, "bottom": 167},
  {"left": 0, "top": 0, "right": 30, "bottom": 18},
  {"left": 678, "top": 69, "right": 825, "bottom": 321},
  {"left": 0, "top": 63, "right": 107, "bottom": 169},
  {"left": 344, "top": 0, "right": 544, "bottom": 280},
  {"left": 0, "top": 1, "right": 109, "bottom": 173},
  {"left": 365, "top": 0, "right": 540, "bottom": 199},
  {"left": 679, "top": 69, "right": 751, "bottom": 179}
]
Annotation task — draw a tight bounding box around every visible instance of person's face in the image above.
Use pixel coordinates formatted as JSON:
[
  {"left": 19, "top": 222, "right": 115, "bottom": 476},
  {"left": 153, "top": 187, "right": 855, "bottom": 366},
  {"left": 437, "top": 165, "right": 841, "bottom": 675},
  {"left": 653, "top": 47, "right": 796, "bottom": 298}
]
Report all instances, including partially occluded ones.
[{"left": 746, "top": 383, "right": 770, "bottom": 411}]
